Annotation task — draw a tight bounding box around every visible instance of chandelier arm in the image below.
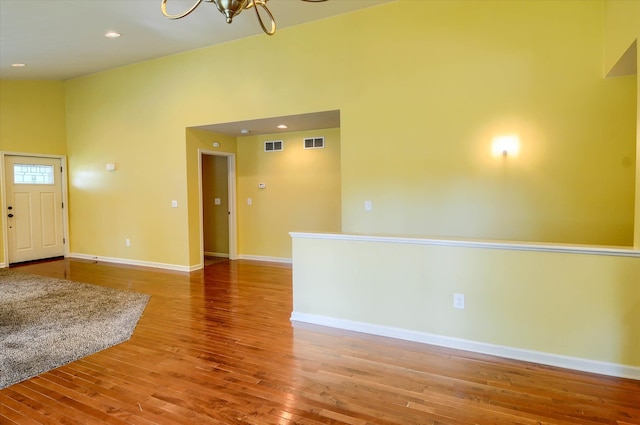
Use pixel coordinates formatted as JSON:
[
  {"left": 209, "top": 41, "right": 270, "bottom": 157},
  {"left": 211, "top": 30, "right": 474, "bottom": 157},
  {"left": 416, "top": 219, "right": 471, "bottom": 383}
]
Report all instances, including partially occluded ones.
[
  {"left": 253, "top": 0, "right": 276, "bottom": 35},
  {"left": 161, "top": 0, "right": 204, "bottom": 19}
]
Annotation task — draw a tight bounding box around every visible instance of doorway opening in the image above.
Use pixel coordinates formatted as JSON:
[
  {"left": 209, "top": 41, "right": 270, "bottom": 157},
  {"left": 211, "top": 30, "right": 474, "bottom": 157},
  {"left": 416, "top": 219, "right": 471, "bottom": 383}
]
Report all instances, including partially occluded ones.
[{"left": 198, "top": 150, "right": 237, "bottom": 267}]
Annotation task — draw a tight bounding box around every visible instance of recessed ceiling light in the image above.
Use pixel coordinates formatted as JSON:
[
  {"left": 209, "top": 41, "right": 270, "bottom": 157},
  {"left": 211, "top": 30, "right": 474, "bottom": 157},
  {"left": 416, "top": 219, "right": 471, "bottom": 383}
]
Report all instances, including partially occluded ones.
[
  {"left": 11, "top": 63, "right": 26, "bottom": 68},
  {"left": 105, "top": 31, "right": 121, "bottom": 38},
  {"left": 277, "top": 124, "right": 288, "bottom": 129},
  {"left": 240, "top": 129, "right": 250, "bottom": 134}
]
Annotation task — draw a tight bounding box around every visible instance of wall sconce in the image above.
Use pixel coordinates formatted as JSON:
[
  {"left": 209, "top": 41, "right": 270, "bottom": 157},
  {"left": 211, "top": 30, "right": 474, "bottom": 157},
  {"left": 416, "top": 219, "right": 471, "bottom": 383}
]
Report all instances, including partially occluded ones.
[
  {"left": 106, "top": 163, "right": 116, "bottom": 171},
  {"left": 492, "top": 135, "right": 520, "bottom": 157}
]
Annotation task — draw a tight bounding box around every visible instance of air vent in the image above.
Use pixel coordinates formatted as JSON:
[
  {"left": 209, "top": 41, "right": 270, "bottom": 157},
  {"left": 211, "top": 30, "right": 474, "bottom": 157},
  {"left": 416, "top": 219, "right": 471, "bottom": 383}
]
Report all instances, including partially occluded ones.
[
  {"left": 264, "top": 140, "right": 283, "bottom": 152},
  {"left": 303, "top": 137, "right": 325, "bottom": 149}
]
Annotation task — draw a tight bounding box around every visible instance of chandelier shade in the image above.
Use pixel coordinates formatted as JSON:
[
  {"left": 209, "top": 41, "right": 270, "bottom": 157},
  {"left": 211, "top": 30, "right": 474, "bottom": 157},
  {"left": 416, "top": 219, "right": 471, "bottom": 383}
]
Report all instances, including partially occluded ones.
[{"left": 161, "top": 0, "right": 327, "bottom": 36}]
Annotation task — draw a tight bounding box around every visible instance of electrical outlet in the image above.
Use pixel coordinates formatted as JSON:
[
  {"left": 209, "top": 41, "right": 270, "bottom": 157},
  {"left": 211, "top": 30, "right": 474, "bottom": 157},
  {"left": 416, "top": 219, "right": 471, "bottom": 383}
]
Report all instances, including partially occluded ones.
[
  {"left": 453, "top": 293, "right": 465, "bottom": 309},
  {"left": 125, "top": 238, "right": 131, "bottom": 247}
]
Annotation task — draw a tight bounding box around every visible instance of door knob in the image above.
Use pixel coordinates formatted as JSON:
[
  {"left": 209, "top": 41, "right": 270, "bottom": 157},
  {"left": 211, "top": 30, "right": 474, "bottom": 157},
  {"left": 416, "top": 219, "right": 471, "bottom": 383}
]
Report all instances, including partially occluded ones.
[{"left": 7, "top": 214, "right": 13, "bottom": 217}]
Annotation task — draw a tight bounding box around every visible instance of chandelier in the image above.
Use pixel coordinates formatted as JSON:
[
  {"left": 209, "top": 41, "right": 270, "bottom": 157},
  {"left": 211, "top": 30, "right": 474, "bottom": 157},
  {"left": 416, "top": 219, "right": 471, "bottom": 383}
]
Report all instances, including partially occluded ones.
[{"left": 161, "top": 0, "right": 327, "bottom": 36}]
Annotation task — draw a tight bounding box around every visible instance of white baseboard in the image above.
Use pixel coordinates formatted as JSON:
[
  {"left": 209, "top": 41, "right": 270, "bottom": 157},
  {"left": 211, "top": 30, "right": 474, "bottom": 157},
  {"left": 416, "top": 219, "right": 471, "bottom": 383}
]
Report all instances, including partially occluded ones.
[
  {"left": 237, "top": 254, "right": 292, "bottom": 264},
  {"left": 290, "top": 312, "right": 640, "bottom": 380},
  {"left": 68, "top": 253, "right": 290, "bottom": 271},
  {"left": 204, "top": 251, "right": 229, "bottom": 258},
  {"left": 69, "top": 253, "right": 193, "bottom": 272}
]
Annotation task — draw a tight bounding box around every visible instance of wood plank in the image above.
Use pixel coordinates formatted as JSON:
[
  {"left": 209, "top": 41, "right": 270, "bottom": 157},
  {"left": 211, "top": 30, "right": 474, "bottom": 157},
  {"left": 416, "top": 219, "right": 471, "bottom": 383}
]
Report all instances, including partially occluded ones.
[{"left": 1, "top": 258, "right": 638, "bottom": 424}]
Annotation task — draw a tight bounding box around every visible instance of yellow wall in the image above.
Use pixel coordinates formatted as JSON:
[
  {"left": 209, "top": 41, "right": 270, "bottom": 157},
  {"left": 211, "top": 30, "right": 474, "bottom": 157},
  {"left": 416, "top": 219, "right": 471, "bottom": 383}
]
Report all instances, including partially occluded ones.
[
  {"left": 237, "top": 128, "right": 342, "bottom": 259},
  {"left": 637, "top": 65, "right": 640, "bottom": 249},
  {"left": 202, "top": 154, "right": 229, "bottom": 255},
  {"left": 604, "top": 0, "right": 640, "bottom": 75},
  {"left": 64, "top": 62, "right": 200, "bottom": 266},
  {"left": 14, "top": 0, "right": 636, "bottom": 267},
  {"left": 1, "top": 0, "right": 638, "bottom": 375},
  {"left": 604, "top": 0, "right": 640, "bottom": 247},
  {"left": 292, "top": 234, "right": 640, "bottom": 372},
  {"left": 288, "top": 1, "right": 639, "bottom": 374},
  {"left": 0, "top": 81, "right": 67, "bottom": 155},
  {"left": 0, "top": 80, "right": 67, "bottom": 265},
  {"left": 338, "top": 1, "right": 635, "bottom": 246}
]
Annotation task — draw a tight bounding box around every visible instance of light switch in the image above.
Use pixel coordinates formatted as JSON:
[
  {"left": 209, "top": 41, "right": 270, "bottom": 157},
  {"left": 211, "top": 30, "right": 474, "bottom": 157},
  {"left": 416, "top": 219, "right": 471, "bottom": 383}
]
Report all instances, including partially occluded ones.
[
  {"left": 247, "top": 197, "right": 252, "bottom": 206},
  {"left": 364, "top": 200, "right": 372, "bottom": 211},
  {"left": 171, "top": 200, "right": 178, "bottom": 208},
  {"left": 214, "top": 198, "right": 221, "bottom": 205}
]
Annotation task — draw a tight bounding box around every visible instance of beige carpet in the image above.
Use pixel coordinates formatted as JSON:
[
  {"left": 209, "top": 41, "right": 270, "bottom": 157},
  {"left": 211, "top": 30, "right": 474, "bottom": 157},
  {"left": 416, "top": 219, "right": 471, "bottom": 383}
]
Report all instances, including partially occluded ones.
[{"left": 0, "top": 269, "right": 150, "bottom": 389}]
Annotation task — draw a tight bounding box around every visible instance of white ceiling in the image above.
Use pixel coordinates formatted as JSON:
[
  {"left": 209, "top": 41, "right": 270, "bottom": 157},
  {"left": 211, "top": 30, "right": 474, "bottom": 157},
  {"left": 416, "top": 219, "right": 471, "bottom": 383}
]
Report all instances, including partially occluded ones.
[{"left": 0, "top": 0, "right": 393, "bottom": 81}]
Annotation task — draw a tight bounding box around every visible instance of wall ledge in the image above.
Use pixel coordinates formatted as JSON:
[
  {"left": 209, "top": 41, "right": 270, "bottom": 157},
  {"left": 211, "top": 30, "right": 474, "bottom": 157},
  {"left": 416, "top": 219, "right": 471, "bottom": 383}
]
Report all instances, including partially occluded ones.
[
  {"left": 291, "top": 312, "right": 640, "bottom": 380},
  {"left": 290, "top": 232, "right": 640, "bottom": 258}
]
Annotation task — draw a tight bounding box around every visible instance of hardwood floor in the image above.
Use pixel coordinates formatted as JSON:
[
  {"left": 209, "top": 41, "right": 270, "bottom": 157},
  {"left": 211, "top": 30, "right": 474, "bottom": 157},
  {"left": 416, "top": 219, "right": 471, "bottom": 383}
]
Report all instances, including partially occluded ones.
[{"left": 1, "top": 258, "right": 639, "bottom": 425}]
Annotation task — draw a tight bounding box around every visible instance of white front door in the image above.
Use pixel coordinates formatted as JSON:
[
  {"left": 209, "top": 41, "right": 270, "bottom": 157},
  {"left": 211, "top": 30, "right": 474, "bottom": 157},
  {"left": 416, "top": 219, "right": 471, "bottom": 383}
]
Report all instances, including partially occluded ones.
[{"left": 4, "top": 155, "right": 65, "bottom": 264}]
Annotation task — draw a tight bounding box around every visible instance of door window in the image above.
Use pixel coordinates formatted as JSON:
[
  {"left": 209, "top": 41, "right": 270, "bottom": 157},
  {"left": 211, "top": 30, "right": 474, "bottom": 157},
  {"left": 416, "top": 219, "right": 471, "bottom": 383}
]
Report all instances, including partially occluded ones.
[{"left": 13, "top": 164, "right": 55, "bottom": 185}]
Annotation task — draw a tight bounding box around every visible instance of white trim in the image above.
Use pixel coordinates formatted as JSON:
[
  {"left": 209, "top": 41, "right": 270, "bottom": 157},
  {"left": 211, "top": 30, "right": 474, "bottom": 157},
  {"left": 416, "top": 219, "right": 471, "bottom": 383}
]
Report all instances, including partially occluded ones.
[
  {"left": 1, "top": 152, "right": 70, "bottom": 266},
  {"left": 188, "top": 263, "right": 203, "bottom": 271},
  {"left": 237, "top": 254, "right": 292, "bottom": 264},
  {"left": 60, "top": 156, "right": 70, "bottom": 260},
  {"left": 290, "top": 312, "right": 640, "bottom": 380},
  {"left": 289, "top": 232, "right": 640, "bottom": 258},
  {"left": 204, "top": 251, "right": 229, "bottom": 258},
  {"left": 226, "top": 156, "right": 237, "bottom": 260},
  {"left": 198, "top": 150, "right": 238, "bottom": 264},
  {"left": 69, "top": 252, "right": 193, "bottom": 272}
]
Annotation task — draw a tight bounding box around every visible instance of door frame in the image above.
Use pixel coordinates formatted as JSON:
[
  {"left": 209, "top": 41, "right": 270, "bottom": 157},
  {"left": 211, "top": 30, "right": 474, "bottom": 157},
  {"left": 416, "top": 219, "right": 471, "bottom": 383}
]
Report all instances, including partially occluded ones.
[
  {"left": 0, "top": 151, "right": 70, "bottom": 267},
  {"left": 198, "top": 149, "right": 237, "bottom": 264}
]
